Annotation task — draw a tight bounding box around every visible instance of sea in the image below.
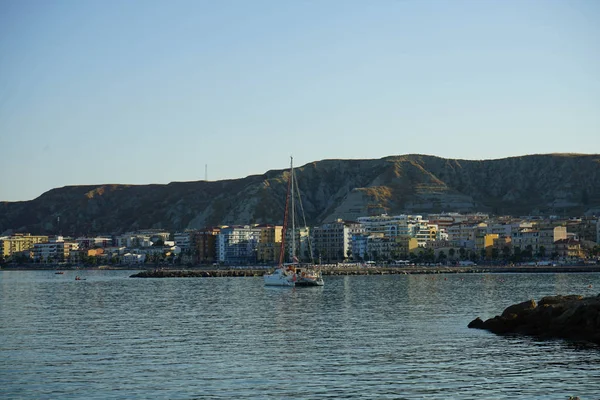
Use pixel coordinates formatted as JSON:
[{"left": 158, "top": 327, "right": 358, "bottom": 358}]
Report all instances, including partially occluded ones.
[{"left": 1, "top": 270, "right": 599, "bottom": 399}]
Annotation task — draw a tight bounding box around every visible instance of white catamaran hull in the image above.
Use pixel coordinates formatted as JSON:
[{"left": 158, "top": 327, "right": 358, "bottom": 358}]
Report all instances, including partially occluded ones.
[{"left": 263, "top": 268, "right": 296, "bottom": 287}]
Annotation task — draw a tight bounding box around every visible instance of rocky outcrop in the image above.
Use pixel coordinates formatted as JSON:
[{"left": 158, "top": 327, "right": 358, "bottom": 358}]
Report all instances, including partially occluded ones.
[
  {"left": 468, "top": 294, "right": 600, "bottom": 344},
  {"left": 1, "top": 153, "right": 599, "bottom": 234}
]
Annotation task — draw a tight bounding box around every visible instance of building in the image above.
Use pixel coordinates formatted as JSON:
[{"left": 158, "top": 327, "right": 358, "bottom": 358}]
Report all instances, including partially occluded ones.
[
  {"left": 0, "top": 233, "right": 48, "bottom": 258},
  {"left": 312, "top": 219, "right": 364, "bottom": 263},
  {"left": 174, "top": 231, "right": 194, "bottom": 251},
  {"left": 356, "top": 214, "right": 411, "bottom": 238},
  {"left": 75, "top": 236, "right": 112, "bottom": 250},
  {"left": 256, "top": 225, "right": 282, "bottom": 264},
  {"left": 555, "top": 238, "right": 584, "bottom": 259},
  {"left": 32, "top": 236, "right": 78, "bottom": 262},
  {"left": 217, "top": 225, "right": 262, "bottom": 264},
  {"left": 538, "top": 226, "right": 567, "bottom": 256},
  {"left": 511, "top": 229, "right": 540, "bottom": 255},
  {"left": 193, "top": 228, "right": 220, "bottom": 264}
]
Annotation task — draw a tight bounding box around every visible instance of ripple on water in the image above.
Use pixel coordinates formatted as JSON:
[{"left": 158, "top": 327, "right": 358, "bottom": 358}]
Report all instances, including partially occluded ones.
[{"left": 1, "top": 271, "right": 599, "bottom": 399}]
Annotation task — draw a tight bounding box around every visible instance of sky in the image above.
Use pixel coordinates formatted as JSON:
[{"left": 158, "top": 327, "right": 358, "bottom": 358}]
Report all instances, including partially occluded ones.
[{"left": 1, "top": 0, "right": 599, "bottom": 202}]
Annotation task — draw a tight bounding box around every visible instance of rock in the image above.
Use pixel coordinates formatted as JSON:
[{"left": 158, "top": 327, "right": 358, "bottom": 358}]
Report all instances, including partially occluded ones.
[
  {"left": 469, "top": 294, "right": 600, "bottom": 345},
  {"left": 467, "top": 317, "right": 484, "bottom": 329}
]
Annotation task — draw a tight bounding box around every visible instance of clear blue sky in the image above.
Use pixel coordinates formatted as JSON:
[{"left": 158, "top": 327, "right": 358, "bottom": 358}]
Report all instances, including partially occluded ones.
[{"left": 1, "top": 0, "right": 598, "bottom": 201}]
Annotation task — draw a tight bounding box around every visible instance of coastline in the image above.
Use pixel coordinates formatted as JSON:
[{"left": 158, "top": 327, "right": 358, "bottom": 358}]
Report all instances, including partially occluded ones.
[
  {"left": 128, "top": 264, "right": 600, "bottom": 278},
  {"left": 3, "top": 264, "right": 600, "bottom": 276}
]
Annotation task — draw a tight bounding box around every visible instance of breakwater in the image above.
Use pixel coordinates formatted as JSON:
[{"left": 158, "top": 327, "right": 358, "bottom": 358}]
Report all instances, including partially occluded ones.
[
  {"left": 130, "top": 264, "right": 600, "bottom": 278},
  {"left": 469, "top": 294, "right": 600, "bottom": 345}
]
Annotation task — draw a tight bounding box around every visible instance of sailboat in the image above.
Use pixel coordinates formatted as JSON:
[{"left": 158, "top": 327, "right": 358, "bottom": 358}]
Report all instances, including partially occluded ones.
[{"left": 263, "top": 157, "right": 324, "bottom": 287}]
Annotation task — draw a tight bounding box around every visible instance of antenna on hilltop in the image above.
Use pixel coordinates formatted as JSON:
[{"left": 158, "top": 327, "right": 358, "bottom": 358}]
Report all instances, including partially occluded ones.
[{"left": 205, "top": 164, "right": 208, "bottom": 181}]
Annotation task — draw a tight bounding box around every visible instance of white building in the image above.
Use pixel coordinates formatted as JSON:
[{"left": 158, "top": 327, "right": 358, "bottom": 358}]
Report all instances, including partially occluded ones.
[
  {"left": 217, "top": 225, "right": 262, "bottom": 264},
  {"left": 174, "top": 231, "right": 193, "bottom": 251},
  {"left": 32, "top": 236, "right": 78, "bottom": 262}
]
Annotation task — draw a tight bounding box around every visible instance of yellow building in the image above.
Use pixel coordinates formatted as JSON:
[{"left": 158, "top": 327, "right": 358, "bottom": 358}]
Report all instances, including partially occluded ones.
[
  {"left": 483, "top": 234, "right": 499, "bottom": 257},
  {"left": 0, "top": 234, "right": 48, "bottom": 258},
  {"left": 256, "top": 226, "right": 283, "bottom": 263},
  {"left": 395, "top": 236, "right": 419, "bottom": 257}
]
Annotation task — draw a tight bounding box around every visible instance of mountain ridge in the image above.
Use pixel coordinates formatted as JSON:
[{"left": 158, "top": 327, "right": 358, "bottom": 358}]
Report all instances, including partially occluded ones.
[{"left": 1, "top": 154, "right": 599, "bottom": 235}]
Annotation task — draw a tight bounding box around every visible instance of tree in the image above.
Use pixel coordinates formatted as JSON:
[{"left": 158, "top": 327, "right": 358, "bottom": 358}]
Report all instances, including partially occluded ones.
[
  {"left": 459, "top": 247, "right": 467, "bottom": 260},
  {"left": 491, "top": 248, "right": 499, "bottom": 261},
  {"left": 502, "top": 246, "right": 511, "bottom": 261},
  {"left": 513, "top": 246, "right": 522, "bottom": 262},
  {"left": 539, "top": 246, "right": 546, "bottom": 259},
  {"left": 449, "top": 248, "right": 455, "bottom": 260},
  {"left": 437, "top": 250, "right": 447, "bottom": 264},
  {"left": 524, "top": 245, "right": 533, "bottom": 259}
]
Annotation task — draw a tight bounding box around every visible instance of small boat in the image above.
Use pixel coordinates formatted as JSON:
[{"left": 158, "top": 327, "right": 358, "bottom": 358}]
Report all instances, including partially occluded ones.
[
  {"left": 75, "top": 276, "right": 86, "bottom": 281},
  {"left": 55, "top": 271, "right": 64, "bottom": 275}
]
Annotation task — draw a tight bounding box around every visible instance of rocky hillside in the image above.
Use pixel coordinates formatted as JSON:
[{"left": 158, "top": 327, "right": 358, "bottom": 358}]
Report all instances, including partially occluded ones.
[{"left": 1, "top": 154, "right": 599, "bottom": 235}]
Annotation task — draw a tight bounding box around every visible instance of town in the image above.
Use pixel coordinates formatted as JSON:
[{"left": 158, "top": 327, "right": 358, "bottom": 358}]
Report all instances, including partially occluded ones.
[{"left": 1, "top": 212, "right": 600, "bottom": 268}]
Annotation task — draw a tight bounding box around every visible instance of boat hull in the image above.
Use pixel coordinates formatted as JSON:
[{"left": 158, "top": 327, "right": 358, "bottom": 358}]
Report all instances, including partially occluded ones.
[
  {"left": 263, "top": 269, "right": 295, "bottom": 287},
  {"left": 295, "top": 277, "right": 324, "bottom": 287}
]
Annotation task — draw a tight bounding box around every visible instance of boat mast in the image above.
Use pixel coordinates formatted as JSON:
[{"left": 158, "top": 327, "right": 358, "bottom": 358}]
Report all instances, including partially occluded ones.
[
  {"left": 290, "top": 156, "right": 296, "bottom": 264},
  {"left": 278, "top": 160, "right": 292, "bottom": 268}
]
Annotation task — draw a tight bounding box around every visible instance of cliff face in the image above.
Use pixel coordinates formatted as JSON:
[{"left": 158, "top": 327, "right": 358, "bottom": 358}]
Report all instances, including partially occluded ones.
[{"left": 1, "top": 154, "right": 599, "bottom": 235}]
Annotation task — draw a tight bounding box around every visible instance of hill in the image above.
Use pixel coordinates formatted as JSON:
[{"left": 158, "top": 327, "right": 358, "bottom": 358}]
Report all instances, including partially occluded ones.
[{"left": 1, "top": 154, "right": 599, "bottom": 235}]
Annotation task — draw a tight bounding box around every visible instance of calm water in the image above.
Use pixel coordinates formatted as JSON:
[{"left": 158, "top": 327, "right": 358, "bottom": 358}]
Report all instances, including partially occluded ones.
[{"left": 1, "top": 270, "right": 599, "bottom": 399}]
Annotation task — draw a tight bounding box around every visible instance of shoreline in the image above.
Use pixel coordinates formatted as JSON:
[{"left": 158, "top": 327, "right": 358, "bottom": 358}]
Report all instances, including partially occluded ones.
[{"left": 2, "top": 264, "right": 600, "bottom": 276}]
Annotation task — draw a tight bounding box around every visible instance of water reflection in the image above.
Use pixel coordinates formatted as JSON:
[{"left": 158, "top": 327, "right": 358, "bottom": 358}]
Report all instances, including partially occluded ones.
[{"left": 0, "top": 270, "right": 598, "bottom": 399}]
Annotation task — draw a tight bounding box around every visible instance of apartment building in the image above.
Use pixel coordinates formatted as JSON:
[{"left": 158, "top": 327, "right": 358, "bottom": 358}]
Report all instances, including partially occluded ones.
[
  {"left": 0, "top": 233, "right": 48, "bottom": 258},
  {"left": 256, "top": 225, "right": 282, "bottom": 264},
  {"left": 312, "top": 219, "right": 364, "bottom": 262},
  {"left": 193, "top": 228, "right": 220, "bottom": 264},
  {"left": 32, "top": 236, "right": 78, "bottom": 262},
  {"left": 217, "top": 225, "right": 261, "bottom": 264},
  {"left": 555, "top": 238, "right": 584, "bottom": 259}
]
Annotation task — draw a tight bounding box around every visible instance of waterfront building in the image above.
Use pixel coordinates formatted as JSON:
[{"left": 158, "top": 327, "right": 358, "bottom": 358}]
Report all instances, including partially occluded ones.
[
  {"left": 356, "top": 214, "right": 411, "bottom": 238},
  {"left": 284, "top": 226, "right": 312, "bottom": 263},
  {"left": 193, "top": 228, "right": 220, "bottom": 264},
  {"left": 511, "top": 229, "right": 540, "bottom": 254},
  {"left": 174, "top": 231, "right": 194, "bottom": 251},
  {"left": 566, "top": 217, "right": 598, "bottom": 243},
  {"left": 115, "top": 230, "right": 171, "bottom": 248},
  {"left": 0, "top": 233, "right": 48, "bottom": 258},
  {"left": 395, "top": 235, "right": 419, "bottom": 258},
  {"left": 492, "top": 236, "right": 512, "bottom": 255},
  {"left": 32, "top": 236, "right": 78, "bottom": 262},
  {"left": 256, "top": 225, "right": 282, "bottom": 264},
  {"left": 75, "top": 236, "right": 112, "bottom": 249},
  {"left": 446, "top": 223, "right": 477, "bottom": 249},
  {"left": 555, "top": 238, "right": 584, "bottom": 259},
  {"left": 482, "top": 234, "right": 499, "bottom": 257},
  {"left": 485, "top": 223, "right": 513, "bottom": 237},
  {"left": 365, "top": 235, "right": 395, "bottom": 262},
  {"left": 217, "top": 225, "right": 261, "bottom": 264},
  {"left": 312, "top": 219, "right": 364, "bottom": 262},
  {"left": 597, "top": 218, "right": 600, "bottom": 244},
  {"left": 408, "top": 216, "right": 438, "bottom": 247},
  {"left": 538, "top": 226, "right": 567, "bottom": 256}
]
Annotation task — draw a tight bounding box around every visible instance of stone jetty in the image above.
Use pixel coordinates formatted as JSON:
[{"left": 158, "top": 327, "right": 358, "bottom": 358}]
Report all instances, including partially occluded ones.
[
  {"left": 468, "top": 294, "right": 600, "bottom": 345},
  {"left": 130, "top": 266, "right": 478, "bottom": 279},
  {"left": 129, "top": 264, "right": 600, "bottom": 279}
]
